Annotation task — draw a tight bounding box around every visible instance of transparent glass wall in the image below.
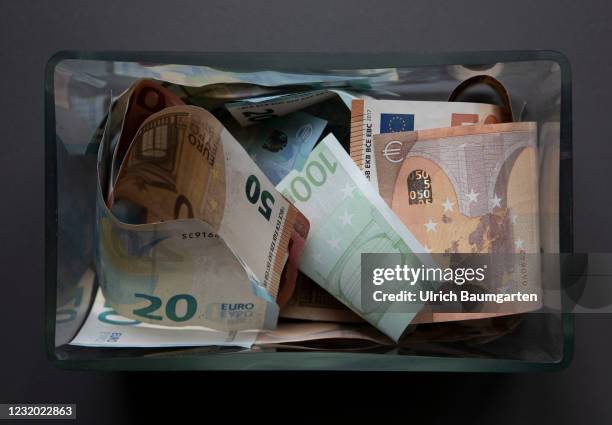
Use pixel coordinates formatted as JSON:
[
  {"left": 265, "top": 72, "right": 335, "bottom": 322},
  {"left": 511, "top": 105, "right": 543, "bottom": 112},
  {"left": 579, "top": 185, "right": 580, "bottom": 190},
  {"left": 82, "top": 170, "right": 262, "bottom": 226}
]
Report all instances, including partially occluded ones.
[{"left": 46, "top": 52, "right": 572, "bottom": 371}]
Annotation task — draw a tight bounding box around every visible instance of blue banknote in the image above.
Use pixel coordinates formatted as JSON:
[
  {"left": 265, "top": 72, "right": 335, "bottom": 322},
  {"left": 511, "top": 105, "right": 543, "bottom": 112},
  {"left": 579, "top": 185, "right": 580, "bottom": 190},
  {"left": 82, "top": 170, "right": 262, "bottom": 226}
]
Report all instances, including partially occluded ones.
[{"left": 239, "top": 112, "right": 327, "bottom": 185}]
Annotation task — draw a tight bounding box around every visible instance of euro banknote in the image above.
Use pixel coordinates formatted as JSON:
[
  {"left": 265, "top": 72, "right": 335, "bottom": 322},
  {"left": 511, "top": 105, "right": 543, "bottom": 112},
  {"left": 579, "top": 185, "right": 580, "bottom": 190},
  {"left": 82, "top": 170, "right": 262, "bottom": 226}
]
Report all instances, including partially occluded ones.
[
  {"left": 236, "top": 112, "right": 327, "bottom": 185},
  {"left": 97, "top": 204, "right": 283, "bottom": 331},
  {"left": 371, "top": 122, "right": 542, "bottom": 322},
  {"left": 279, "top": 273, "right": 363, "bottom": 323},
  {"left": 98, "top": 105, "right": 309, "bottom": 330},
  {"left": 277, "top": 134, "right": 432, "bottom": 341},
  {"left": 112, "top": 62, "right": 398, "bottom": 88},
  {"left": 70, "top": 288, "right": 257, "bottom": 348},
  {"left": 255, "top": 321, "right": 392, "bottom": 346},
  {"left": 350, "top": 98, "right": 504, "bottom": 188},
  {"left": 226, "top": 89, "right": 366, "bottom": 127},
  {"left": 110, "top": 105, "right": 309, "bottom": 300}
]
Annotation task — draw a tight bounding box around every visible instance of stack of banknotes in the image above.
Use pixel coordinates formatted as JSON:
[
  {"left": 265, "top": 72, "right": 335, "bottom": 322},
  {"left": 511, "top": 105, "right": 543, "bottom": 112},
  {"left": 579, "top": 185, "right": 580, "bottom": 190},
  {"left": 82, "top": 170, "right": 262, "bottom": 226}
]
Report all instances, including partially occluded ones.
[{"left": 69, "top": 72, "right": 540, "bottom": 350}]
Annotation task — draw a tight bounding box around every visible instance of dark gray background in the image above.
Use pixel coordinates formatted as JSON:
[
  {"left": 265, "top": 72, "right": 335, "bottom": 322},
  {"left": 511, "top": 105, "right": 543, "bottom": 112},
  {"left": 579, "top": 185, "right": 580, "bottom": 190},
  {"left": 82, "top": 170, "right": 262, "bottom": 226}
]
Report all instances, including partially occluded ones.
[{"left": 1, "top": 0, "right": 611, "bottom": 423}]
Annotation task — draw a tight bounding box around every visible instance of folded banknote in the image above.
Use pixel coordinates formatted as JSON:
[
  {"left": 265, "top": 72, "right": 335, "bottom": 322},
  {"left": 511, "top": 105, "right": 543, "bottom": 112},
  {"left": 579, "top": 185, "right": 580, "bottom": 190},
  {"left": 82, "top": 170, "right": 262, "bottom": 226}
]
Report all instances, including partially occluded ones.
[
  {"left": 277, "top": 134, "right": 433, "bottom": 341},
  {"left": 96, "top": 104, "right": 309, "bottom": 331}
]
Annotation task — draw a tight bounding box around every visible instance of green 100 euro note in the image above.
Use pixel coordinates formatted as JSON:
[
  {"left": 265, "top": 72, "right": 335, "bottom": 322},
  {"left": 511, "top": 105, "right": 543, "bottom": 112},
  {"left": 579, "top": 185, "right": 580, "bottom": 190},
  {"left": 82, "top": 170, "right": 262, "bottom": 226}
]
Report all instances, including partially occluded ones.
[{"left": 277, "top": 134, "right": 431, "bottom": 341}]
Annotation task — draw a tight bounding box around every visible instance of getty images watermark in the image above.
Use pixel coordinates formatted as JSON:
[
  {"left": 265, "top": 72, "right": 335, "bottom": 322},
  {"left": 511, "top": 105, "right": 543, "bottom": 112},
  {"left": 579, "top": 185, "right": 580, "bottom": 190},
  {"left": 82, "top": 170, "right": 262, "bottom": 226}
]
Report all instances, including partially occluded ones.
[
  {"left": 360, "top": 253, "right": 612, "bottom": 315},
  {"left": 371, "top": 263, "right": 538, "bottom": 304}
]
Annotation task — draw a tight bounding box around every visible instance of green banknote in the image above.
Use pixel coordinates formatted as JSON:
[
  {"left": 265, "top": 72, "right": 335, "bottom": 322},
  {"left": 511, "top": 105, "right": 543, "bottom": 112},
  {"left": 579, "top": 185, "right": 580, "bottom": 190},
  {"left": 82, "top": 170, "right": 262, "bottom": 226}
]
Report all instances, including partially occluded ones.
[{"left": 277, "top": 134, "right": 432, "bottom": 341}]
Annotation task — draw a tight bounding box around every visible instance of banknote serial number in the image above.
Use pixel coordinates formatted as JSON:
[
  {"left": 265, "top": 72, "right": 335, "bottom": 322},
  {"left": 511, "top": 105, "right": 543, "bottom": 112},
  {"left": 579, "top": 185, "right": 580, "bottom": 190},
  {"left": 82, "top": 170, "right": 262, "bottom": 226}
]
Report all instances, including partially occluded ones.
[
  {"left": 181, "top": 232, "right": 219, "bottom": 239},
  {"left": 408, "top": 169, "right": 433, "bottom": 205}
]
